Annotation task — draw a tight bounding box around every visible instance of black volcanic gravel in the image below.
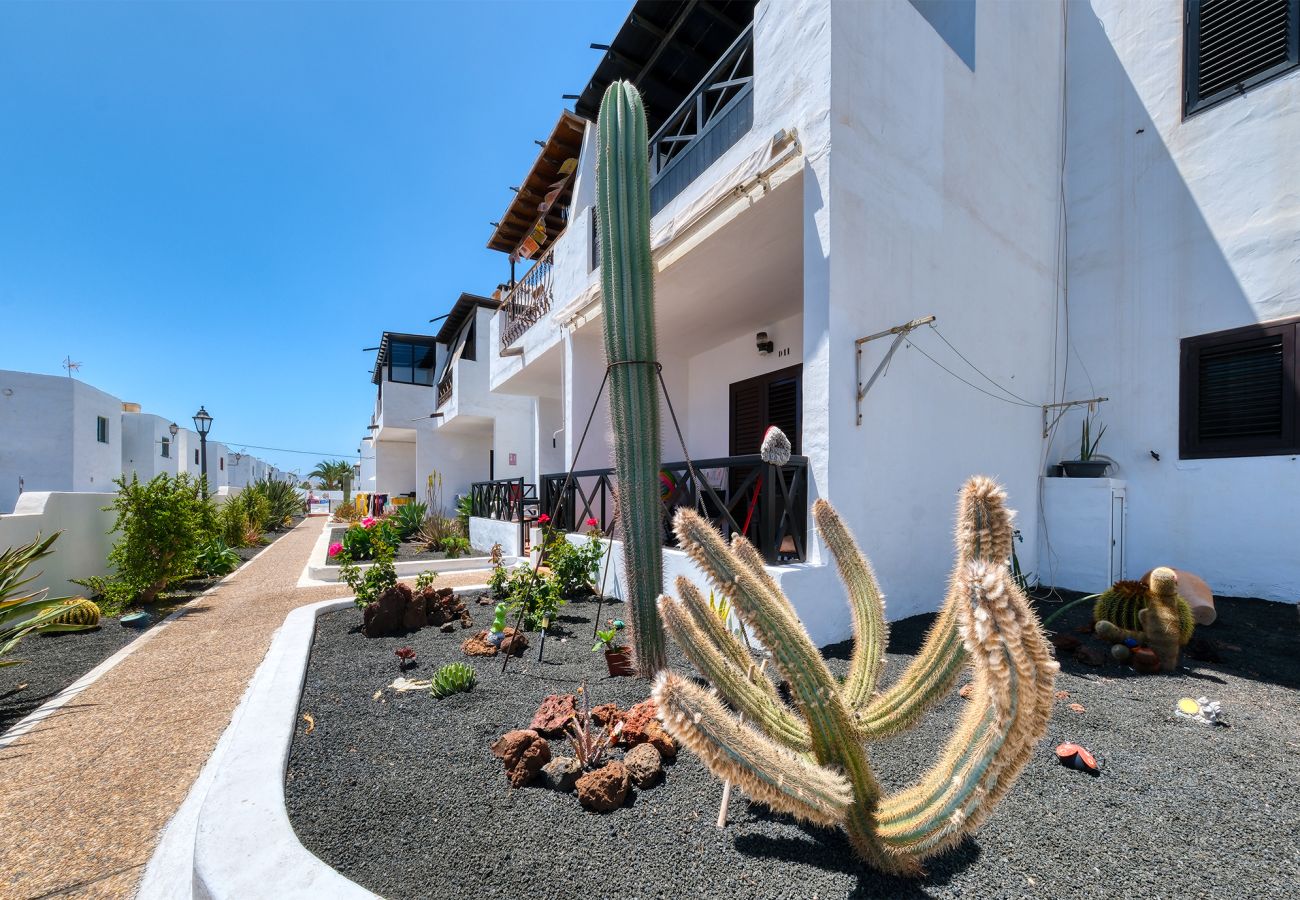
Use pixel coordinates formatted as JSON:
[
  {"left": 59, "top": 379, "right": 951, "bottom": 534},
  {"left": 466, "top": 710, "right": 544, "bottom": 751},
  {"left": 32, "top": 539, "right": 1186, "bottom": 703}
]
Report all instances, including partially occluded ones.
[
  {"left": 0, "top": 520, "right": 301, "bottom": 736},
  {"left": 286, "top": 592, "right": 1300, "bottom": 899}
]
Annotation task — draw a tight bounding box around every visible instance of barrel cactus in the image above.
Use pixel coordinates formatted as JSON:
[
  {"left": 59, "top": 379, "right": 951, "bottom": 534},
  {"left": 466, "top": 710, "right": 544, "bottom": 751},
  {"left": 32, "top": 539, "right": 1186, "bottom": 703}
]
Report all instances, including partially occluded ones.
[
  {"left": 653, "top": 477, "right": 1058, "bottom": 875},
  {"left": 595, "top": 79, "right": 665, "bottom": 676},
  {"left": 38, "top": 597, "right": 101, "bottom": 632},
  {"left": 1094, "top": 578, "right": 1194, "bottom": 644}
]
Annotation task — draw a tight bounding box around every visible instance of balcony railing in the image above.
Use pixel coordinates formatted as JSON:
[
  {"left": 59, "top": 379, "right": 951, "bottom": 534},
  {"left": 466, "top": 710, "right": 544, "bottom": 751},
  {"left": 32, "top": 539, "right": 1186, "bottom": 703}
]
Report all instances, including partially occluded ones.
[
  {"left": 436, "top": 371, "right": 453, "bottom": 408},
  {"left": 648, "top": 23, "right": 754, "bottom": 215},
  {"left": 499, "top": 249, "right": 555, "bottom": 352},
  {"left": 470, "top": 477, "right": 539, "bottom": 549},
  {"left": 541, "top": 453, "right": 808, "bottom": 565}
]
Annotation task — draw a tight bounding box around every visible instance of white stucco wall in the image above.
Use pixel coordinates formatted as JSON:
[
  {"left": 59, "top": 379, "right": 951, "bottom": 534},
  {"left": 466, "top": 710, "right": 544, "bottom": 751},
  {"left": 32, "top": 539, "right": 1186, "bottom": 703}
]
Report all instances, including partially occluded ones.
[
  {"left": 414, "top": 425, "right": 491, "bottom": 506},
  {"left": 468, "top": 515, "right": 522, "bottom": 557},
  {"left": 0, "top": 491, "right": 118, "bottom": 598},
  {"left": 374, "top": 439, "right": 417, "bottom": 497},
  {"left": 819, "top": 0, "right": 1065, "bottom": 618},
  {"left": 121, "top": 412, "right": 180, "bottom": 481},
  {"left": 1053, "top": 0, "right": 1300, "bottom": 601}
]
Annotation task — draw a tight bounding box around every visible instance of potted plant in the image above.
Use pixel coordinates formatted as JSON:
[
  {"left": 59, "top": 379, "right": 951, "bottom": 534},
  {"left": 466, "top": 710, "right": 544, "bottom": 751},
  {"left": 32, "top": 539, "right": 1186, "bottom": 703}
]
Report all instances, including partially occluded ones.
[
  {"left": 594, "top": 619, "right": 634, "bottom": 676},
  {"left": 1060, "top": 413, "right": 1111, "bottom": 478}
]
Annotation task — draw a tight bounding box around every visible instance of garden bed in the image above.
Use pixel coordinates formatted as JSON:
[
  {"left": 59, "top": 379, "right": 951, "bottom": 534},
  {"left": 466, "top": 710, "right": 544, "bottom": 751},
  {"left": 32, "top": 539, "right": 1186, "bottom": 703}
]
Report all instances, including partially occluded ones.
[
  {"left": 286, "top": 592, "right": 1299, "bottom": 898},
  {"left": 0, "top": 518, "right": 303, "bottom": 736},
  {"left": 305, "top": 526, "right": 515, "bottom": 583}
]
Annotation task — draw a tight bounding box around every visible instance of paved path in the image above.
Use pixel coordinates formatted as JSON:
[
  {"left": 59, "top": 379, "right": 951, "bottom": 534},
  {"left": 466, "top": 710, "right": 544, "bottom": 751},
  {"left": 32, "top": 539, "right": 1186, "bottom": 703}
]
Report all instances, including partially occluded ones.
[{"left": 0, "top": 517, "right": 489, "bottom": 900}]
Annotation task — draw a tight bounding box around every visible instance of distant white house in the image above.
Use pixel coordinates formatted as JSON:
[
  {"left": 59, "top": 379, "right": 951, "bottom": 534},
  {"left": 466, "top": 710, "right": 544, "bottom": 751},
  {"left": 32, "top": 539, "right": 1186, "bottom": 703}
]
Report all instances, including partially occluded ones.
[
  {"left": 0, "top": 370, "right": 124, "bottom": 513},
  {"left": 120, "top": 405, "right": 180, "bottom": 481}
]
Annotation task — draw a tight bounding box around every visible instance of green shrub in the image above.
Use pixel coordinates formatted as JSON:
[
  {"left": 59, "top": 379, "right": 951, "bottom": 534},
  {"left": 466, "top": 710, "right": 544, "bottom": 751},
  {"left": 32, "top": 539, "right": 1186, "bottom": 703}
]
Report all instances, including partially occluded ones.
[
  {"left": 440, "top": 535, "right": 471, "bottom": 559},
  {"left": 100, "top": 473, "right": 212, "bottom": 605},
  {"left": 415, "top": 570, "right": 438, "bottom": 591},
  {"left": 488, "top": 562, "right": 509, "bottom": 600},
  {"left": 247, "top": 478, "right": 300, "bottom": 531},
  {"left": 339, "top": 542, "right": 397, "bottom": 607},
  {"left": 230, "top": 487, "right": 271, "bottom": 536},
  {"left": 195, "top": 539, "right": 241, "bottom": 577},
  {"left": 340, "top": 519, "right": 399, "bottom": 561},
  {"left": 215, "top": 501, "right": 251, "bottom": 548},
  {"left": 546, "top": 534, "right": 604, "bottom": 598},
  {"left": 456, "top": 493, "right": 472, "bottom": 537},
  {"left": 504, "top": 565, "right": 564, "bottom": 631}
]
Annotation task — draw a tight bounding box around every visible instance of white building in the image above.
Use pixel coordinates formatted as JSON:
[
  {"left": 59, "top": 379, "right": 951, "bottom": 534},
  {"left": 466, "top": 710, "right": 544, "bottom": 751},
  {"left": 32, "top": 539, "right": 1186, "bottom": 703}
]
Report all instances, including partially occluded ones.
[
  {"left": 0, "top": 371, "right": 124, "bottom": 513},
  {"left": 454, "top": 0, "right": 1296, "bottom": 637},
  {"left": 120, "top": 405, "right": 181, "bottom": 481},
  {"left": 365, "top": 293, "right": 535, "bottom": 506}
]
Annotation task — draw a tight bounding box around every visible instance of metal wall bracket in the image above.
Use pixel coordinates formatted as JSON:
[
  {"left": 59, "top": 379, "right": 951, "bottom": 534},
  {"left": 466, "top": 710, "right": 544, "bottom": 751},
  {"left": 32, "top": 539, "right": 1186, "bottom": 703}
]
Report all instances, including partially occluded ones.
[
  {"left": 1041, "top": 396, "right": 1109, "bottom": 439},
  {"left": 855, "top": 315, "right": 936, "bottom": 426}
]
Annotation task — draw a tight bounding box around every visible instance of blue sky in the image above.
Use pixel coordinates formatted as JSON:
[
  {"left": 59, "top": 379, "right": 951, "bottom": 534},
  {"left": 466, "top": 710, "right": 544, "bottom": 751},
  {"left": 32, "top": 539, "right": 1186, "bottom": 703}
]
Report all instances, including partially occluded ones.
[{"left": 0, "top": 0, "right": 628, "bottom": 478}]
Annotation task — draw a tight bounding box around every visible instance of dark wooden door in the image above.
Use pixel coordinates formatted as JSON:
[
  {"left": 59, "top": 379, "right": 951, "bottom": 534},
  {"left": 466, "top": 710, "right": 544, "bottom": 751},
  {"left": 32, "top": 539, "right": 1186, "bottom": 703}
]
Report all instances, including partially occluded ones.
[{"left": 729, "top": 364, "right": 802, "bottom": 455}]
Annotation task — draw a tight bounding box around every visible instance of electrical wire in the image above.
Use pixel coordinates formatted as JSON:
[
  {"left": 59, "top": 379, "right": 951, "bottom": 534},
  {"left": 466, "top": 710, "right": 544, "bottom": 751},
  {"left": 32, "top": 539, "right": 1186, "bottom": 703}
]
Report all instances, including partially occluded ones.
[
  {"left": 928, "top": 324, "right": 1037, "bottom": 405},
  {"left": 216, "top": 441, "right": 361, "bottom": 458},
  {"left": 903, "top": 338, "right": 1039, "bottom": 408}
]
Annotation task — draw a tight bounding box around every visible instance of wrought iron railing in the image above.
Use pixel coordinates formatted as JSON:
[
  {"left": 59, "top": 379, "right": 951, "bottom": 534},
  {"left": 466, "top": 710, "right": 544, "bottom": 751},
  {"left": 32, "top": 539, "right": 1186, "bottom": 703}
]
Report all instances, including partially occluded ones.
[
  {"left": 499, "top": 249, "right": 555, "bottom": 351},
  {"left": 541, "top": 453, "right": 808, "bottom": 564},
  {"left": 470, "top": 477, "right": 540, "bottom": 551},
  {"left": 436, "top": 371, "right": 452, "bottom": 408},
  {"left": 648, "top": 23, "right": 754, "bottom": 214}
]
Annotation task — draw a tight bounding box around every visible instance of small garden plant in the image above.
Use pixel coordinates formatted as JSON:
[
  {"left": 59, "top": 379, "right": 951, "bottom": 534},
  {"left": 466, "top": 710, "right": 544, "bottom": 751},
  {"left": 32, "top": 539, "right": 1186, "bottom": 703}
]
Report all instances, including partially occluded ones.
[
  {"left": 431, "top": 661, "right": 476, "bottom": 698},
  {"left": 339, "top": 542, "right": 397, "bottom": 608},
  {"left": 545, "top": 532, "right": 603, "bottom": 598}
]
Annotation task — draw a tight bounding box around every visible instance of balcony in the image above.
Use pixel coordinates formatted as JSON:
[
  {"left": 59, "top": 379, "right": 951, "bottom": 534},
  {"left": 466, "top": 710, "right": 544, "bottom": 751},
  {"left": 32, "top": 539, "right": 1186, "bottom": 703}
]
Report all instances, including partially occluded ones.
[
  {"left": 649, "top": 23, "right": 754, "bottom": 214},
  {"left": 540, "top": 452, "right": 808, "bottom": 564},
  {"left": 436, "top": 370, "right": 453, "bottom": 409},
  {"left": 498, "top": 249, "right": 555, "bottom": 352}
]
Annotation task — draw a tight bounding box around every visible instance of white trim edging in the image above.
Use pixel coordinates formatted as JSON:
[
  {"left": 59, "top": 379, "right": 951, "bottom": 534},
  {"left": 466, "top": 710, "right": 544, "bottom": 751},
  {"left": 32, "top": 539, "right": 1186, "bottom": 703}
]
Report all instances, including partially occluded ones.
[{"left": 190, "top": 598, "right": 376, "bottom": 899}]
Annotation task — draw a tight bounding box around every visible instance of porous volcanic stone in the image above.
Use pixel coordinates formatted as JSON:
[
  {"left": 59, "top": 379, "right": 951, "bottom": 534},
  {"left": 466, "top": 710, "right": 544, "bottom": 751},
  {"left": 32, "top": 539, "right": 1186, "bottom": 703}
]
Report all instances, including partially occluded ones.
[
  {"left": 490, "top": 729, "right": 550, "bottom": 787},
  {"left": 363, "top": 583, "right": 414, "bottom": 637},
  {"left": 620, "top": 698, "right": 659, "bottom": 744},
  {"left": 591, "top": 702, "right": 624, "bottom": 730},
  {"left": 530, "top": 694, "right": 577, "bottom": 737},
  {"left": 540, "top": 756, "right": 582, "bottom": 792},
  {"left": 576, "top": 760, "right": 630, "bottom": 812},
  {"left": 623, "top": 742, "right": 663, "bottom": 788},
  {"left": 462, "top": 627, "right": 527, "bottom": 657}
]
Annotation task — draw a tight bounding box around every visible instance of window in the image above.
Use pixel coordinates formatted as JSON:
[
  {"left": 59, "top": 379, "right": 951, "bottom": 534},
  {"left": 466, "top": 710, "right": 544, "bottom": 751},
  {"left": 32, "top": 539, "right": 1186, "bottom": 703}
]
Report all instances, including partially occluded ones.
[
  {"left": 1180, "top": 316, "right": 1299, "bottom": 458},
  {"left": 96, "top": 416, "right": 109, "bottom": 443},
  {"left": 220, "top": 457, "right": 224, "bottom": 471},
  {"left": 1185, "top": 0, "right": 1299, "bottom": 115},
  {"left": 161, "top": 436, "right": 170, "bottom": 458},
  {"left": 460, "top": 319, "right": 477, "bottom": 362},
  {"left": 195, "top": 449, "right": 200, "bottom": 465},
  {"left": 387, "top": 340, "right": 437, "bottom": 385}
]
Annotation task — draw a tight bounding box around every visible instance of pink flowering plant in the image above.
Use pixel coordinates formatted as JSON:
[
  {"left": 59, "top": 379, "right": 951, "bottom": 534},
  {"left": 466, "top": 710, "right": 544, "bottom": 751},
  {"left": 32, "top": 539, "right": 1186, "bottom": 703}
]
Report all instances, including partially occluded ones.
[{"left": 328, "top": 541, "right": 344, "bottom": 560}]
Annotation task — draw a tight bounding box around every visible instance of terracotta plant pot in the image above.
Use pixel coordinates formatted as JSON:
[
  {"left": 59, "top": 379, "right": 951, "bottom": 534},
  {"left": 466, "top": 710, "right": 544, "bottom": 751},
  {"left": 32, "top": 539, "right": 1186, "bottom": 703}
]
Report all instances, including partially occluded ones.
[{"left": 605, "top": 647, "right": 635, "bottom": 677}]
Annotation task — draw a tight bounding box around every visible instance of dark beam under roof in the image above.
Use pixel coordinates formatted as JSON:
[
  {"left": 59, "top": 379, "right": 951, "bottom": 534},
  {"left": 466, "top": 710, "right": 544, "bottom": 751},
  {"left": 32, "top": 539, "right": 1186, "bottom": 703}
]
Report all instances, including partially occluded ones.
[
  {"left": 573, "top": 0, "right": 756, "bottom": 135},
  {"left": 434, "top": 293, "right": 498, "bottom": 344},
  {"left": 486, "top": 111, "right": 587, "bottom": 257}
]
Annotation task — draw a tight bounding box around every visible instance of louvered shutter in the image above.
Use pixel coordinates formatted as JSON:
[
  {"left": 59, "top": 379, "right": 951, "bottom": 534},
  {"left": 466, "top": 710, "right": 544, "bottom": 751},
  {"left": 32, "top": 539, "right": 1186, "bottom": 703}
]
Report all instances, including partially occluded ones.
[
  {"left": 730, "top": 380, "right": 765, "bottom": 456},
  {"left": 1186, "top": 0, "right": 1300, "bottom": 115}
]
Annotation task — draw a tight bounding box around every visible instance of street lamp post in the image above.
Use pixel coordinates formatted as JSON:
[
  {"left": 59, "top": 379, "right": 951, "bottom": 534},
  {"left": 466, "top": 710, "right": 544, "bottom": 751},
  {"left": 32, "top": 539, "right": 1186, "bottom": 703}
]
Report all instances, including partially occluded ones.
[{"left": 192, "top": 406, "right": 213, "bottom": 494}]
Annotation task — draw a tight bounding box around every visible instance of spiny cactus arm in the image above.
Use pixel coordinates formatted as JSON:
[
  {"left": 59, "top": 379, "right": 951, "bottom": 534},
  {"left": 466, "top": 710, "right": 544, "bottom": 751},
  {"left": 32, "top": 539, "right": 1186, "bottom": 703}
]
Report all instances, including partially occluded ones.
[
  {"left": 596, "top": 79, "right": 666, "bottom": 676},
  {"left": 675, "top": 577, "right": 763, "bottom": 683},
  {"left": 954, "top": 476, "right": 1015, "bottom": 565},
  {"left": 653, "top": 672, "right": 851, "bottom": 826},
  {"left": 875, "top": 563, "right": 1057, "bottom": 858},
  {"left": 813, "top": 499, "right": 888, "bottom": 707},
  {"left": 853, "top": 601, "right": 968, "bottom": 738},
  {"left": 673, "top": 509, "right": 912, "bottom": 876},
  {"left": 658, "top": 593, "right": 811, "bottom": 751}
]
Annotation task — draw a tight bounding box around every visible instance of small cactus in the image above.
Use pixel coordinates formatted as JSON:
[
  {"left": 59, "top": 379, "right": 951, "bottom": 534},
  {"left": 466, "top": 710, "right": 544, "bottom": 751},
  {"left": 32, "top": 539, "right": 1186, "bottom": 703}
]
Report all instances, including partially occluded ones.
[
  {"left": 430, "top": 661, "right": 476, "bottom": 698},
  {"left": 1094, "top": 579, "right": 1194, "bottom": 645},
  {"left": 1140, "top": 568, "right": 1183, "bottom": 671},
  {"left": 654, "top": 477, "right": 1058, "bottom": 875},
  {"left": 38, "top": 597, "right": 100, "bottom": 632}
]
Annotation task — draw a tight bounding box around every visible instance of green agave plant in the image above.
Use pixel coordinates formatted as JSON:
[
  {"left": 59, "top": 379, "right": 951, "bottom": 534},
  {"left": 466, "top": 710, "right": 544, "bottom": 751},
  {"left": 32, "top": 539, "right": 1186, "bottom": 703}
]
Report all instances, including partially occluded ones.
[{"left": 1, "top": 533, "right": 93, "bottom": 668}]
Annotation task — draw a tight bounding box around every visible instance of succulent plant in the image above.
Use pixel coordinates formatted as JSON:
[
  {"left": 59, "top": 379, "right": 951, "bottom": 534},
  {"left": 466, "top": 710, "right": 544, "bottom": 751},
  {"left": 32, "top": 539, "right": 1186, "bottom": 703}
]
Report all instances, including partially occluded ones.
[
  {"left": 653, "top": 477, "right": 1058, "bottom": 875},
  {"left": 1139, "top": 567, "right": 1184, "bottom": 671},
  {"left": 430, "top": 661, "right": 476, "bottom": 699},
  {"left": 1093, "top": 579, "right": 1194, "bottom": 645},
  {"left": 37, "top": 596, "right": 101, "bottom": 632},
  {"left": 595, "top": 79, "right": 665, "bottom": 677}
]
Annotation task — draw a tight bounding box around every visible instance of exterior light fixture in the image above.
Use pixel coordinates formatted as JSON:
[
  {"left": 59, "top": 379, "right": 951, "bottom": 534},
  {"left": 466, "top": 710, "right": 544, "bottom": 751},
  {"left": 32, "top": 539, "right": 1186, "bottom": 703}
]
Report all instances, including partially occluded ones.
[
  {"left": 756, "top": 331, "right": 774, "bottom": 355},
  {"left": 192, "top": 406, "right": 213, "bottom": 493},
  {"left": 168, "top": 422, "right": 179, "bottom": 438}
]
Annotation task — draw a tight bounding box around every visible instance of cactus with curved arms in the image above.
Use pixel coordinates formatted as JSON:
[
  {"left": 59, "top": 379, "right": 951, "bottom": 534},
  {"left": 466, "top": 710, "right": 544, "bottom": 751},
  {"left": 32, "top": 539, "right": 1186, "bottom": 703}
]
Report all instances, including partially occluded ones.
[{"left": 653, "top": 474, "right": 1058, "bottom": 875}]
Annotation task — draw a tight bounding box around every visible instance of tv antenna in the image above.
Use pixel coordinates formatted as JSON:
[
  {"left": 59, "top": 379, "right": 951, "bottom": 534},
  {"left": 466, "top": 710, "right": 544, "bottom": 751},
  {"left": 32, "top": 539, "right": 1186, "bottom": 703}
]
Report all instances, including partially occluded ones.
[{"left": 62, "top": 355, "right": 82, "bottom": 377}]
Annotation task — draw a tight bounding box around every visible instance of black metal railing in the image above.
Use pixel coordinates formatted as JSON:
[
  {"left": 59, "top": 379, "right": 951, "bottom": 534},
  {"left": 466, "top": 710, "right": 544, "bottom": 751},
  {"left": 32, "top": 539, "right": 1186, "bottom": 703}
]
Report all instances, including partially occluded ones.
[
  {"left": 541, "top": 454, "right": 808, "bottom": 564},
  {"left": 648, "top": 23, "right": 754, "bottom": 214},
  {"left": 470, "top": 477, "right": 539, "bottom": 549},
  {"left": 500, "top": 249, "right": 555, "bottom": 351}
]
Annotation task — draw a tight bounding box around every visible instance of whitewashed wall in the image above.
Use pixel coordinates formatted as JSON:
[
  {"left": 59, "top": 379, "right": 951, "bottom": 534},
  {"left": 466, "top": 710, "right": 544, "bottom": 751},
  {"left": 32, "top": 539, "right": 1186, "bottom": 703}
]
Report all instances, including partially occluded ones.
[
  {"left": 0, "top": 492, "right": 118, "bottom": 598},
  {"left": 1048, "top": 0, "right": 1300, "bottom": 602},
  {"left": 121, "top": 412, "right": 179, "bottom": 481},
  {"left": 374, "top": 439, "right": 417, "bottom": 497}
]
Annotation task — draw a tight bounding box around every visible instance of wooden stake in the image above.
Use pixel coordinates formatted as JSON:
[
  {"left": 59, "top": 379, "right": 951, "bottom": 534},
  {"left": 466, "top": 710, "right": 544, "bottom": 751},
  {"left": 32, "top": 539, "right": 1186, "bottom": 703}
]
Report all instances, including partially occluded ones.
[{"left": 717, "top": 658, "right": 767, "bottom": 828}]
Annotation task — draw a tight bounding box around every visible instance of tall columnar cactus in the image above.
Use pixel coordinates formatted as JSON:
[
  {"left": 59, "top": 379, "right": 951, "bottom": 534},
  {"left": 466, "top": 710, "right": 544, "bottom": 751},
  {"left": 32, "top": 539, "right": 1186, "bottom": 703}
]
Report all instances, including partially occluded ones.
[
  {"left": 653, "top": 476, "right": 1058, "bottom": 875},
  {"left": 596, "top": 80, "right": 665, "bottom": 676}
]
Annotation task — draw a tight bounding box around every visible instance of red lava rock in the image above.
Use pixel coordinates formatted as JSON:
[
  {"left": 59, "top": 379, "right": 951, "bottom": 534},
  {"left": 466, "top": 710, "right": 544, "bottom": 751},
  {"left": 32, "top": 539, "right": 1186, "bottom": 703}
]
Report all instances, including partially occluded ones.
[
  {"left": 363, "top": 583, "right": 414, "bottom": 637},
  {"left": 497, "top": 629, "right": 529, "bottom": 656},
  {"left": 591, "top": 703, "right": 625, "bottom": 730},
  {"left": 958, "top": 683, "right": 974, "bottom": 699},
  {"left": 639, "top": 720, "right": 677, "bottom": 760},
  {"left": 1054, "top": 690, "right": 1070, "bottom": 701},
  {"left": 1050, "top": 633, "right": 1082, "bottom": 654},
  {"left": 530, "top": 694, "right": 578, "bottom": 737},
  {"left": 1073, "top": 645, "right": 1106, "bottom": 667},
  {"left": 576, "top": 760, "right": 630, "bottom": 812},
  {"left": 620, "top": 699, "right": 660, "bottom": 744},
  {"left": 491, "top": 729, "right": 551, "bottom": 787},
  {"left": 1131, "top": 646, "right": 1161, "bottom": 674},
  {"left": 1069, "top": 702, "right": 1086, "bottom": 713},
  {"left": 461, "top": 627, "right": 527, "bottom": 657},
  {"left": 425, "top": 587, "right": 473, "bottom": 629}
]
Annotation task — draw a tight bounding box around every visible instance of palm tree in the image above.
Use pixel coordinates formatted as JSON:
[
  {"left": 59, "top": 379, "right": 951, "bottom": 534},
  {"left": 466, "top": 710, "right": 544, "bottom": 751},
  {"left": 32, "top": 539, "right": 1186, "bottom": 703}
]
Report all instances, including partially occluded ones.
[{"left": 308, "top": 459, "right": 354, "bottom": 504}]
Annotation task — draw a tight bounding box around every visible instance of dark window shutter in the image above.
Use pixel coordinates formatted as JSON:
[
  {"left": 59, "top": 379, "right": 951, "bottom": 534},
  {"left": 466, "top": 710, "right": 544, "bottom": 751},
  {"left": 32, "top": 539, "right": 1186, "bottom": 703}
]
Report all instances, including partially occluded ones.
[
  {"left": 730, "top": 381, "right": 765, "bottom": 456},
  {"left": 766, "top": 376, "right": 801, "bottom": 454},
  {"left": 1186, "top": 0, "right": 1300, "bottom": 115},
  {"left": 729, "top": 365, "right": 802, "bottom": 456},
  {"left": 1180, "top": 318, "right": 1299, "bottom": 457}
]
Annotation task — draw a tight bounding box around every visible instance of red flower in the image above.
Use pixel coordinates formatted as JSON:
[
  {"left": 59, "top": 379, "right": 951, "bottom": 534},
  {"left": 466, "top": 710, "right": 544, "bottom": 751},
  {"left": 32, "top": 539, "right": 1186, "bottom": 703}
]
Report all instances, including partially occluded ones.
[
  {"left": 585, "top": 517, "right": 599, "bottom": 528},
  {"left": 537, "top": 513, "right": 551, "bottom": 524}
]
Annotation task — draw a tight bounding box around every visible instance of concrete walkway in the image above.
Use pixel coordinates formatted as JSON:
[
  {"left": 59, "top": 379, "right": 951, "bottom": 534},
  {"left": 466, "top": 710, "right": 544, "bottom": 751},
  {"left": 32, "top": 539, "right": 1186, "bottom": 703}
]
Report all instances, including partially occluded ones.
[{"left": 0, "top": 517, "right": 489, "bottom": 900}]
